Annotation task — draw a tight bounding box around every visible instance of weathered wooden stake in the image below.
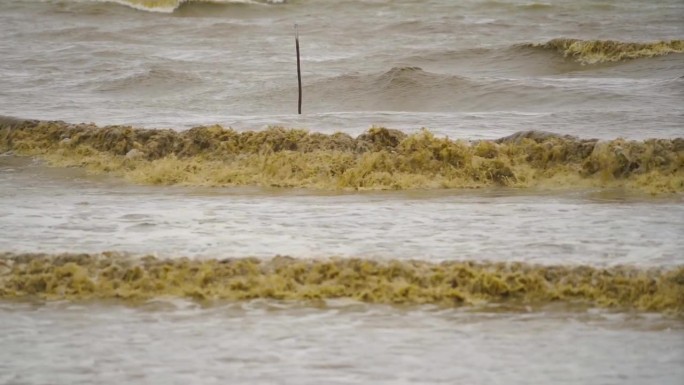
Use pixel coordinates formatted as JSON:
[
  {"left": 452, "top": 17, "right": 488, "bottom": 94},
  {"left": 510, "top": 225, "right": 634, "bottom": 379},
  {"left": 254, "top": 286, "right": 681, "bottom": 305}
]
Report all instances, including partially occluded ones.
[{"left": 295, "top": 24, "right": 302, "bottom": 115}]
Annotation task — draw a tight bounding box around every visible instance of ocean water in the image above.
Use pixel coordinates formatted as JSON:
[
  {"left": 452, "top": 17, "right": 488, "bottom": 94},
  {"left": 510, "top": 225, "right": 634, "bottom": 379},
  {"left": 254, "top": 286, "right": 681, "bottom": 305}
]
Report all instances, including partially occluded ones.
[
  {"left": 1, "top": 0, "right": 682, "bottom": 138},
  {"left": 1, "top": 0, "right": 683, "bottom": 384}
]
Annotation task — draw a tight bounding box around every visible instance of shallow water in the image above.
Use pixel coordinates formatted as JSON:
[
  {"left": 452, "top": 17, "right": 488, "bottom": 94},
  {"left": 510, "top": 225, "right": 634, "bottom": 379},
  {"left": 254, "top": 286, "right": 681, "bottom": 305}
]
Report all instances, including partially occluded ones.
[
  {"left": 1, "top": 0, "right": 683, "bottom": 383},
  {"left": 1, "top": 301, "right": 683, "bottom": 385},
  {"left": 2, "top": 156, "right": 683, "bottom": 266}
]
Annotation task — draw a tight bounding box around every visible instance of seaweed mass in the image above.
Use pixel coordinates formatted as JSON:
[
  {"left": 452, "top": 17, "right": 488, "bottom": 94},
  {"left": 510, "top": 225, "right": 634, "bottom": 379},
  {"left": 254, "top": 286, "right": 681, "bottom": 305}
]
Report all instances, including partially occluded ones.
[
  {"left": 1, "top": 118, "right": 682, "bottom": 193},
  {"left": 525, "top": 38, "right": 684, "bottom": 64},
  {"left": 1, "top": 253, "right": 682, "bottom": 314}
]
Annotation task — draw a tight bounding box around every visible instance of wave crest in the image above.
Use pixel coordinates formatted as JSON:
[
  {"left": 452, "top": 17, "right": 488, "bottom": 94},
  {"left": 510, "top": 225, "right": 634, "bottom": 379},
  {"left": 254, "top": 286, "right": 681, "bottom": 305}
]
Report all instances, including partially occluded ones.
[
  {"left": 1, "top": 252, "right": 682, "bottom": 313},
  {"left": 97, "top": 67, "right": 202, "bottom": 93},
  {"left": 2, "top": 119, "right": 683, "bottom": 193},
  {"left": 522, "top": 39, "right": 684, "bottom": 64},
  {"left": 373, "top": 66, "right": 457, "bottom": 90},
  {"left": 300, "top": 67, "right": 472, "bottom": 111},
  {"left": 99, "top": 0, "right": 282, "bottom": 13}
]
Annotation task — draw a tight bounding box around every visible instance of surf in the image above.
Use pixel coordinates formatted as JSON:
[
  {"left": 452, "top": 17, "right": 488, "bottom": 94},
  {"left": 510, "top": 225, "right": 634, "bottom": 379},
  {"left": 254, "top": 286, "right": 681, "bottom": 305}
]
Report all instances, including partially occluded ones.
[
  {"left": 84, "top": 0, "right": 281, "bottom": 13},
  {"left": 520, "top": 38, "right": 684, "bottom": 65},
  {"left": 2, "top": 119, "right": 683, "bottom": 194}
]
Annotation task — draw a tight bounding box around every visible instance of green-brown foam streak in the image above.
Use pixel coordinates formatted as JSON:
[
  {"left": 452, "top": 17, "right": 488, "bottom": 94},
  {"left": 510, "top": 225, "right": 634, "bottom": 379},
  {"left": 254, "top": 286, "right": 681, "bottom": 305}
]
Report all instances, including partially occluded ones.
[
  {"left": 1, "top": 119, "right": 683, "bottom": 193},
  {"left": 0, "top": 253, "right": 682, "bottom": 313},
  {"left": 526, "top": 38, "right": 684, "bottom": 64}
]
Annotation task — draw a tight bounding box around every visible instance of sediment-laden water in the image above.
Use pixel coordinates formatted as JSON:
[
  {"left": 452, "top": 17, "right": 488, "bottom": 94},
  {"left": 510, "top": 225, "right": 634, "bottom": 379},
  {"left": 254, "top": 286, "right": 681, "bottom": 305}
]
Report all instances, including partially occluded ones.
[{"left": 1, "top": 0, "right": 683, "bottom": 384}]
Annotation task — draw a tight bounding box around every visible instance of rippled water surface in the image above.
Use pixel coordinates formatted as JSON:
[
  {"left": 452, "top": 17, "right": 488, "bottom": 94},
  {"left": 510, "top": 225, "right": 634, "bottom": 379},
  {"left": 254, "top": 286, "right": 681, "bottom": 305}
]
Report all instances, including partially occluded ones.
[{"left": 0, "top": 0, "right": 682, "bottom": 138}]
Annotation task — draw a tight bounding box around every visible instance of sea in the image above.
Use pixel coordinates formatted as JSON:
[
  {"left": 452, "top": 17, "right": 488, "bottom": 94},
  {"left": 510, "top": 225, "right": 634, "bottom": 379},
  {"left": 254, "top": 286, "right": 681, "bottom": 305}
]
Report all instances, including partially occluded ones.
[{"left": 0, "top": 0, "right": 683, "bottom": 384}]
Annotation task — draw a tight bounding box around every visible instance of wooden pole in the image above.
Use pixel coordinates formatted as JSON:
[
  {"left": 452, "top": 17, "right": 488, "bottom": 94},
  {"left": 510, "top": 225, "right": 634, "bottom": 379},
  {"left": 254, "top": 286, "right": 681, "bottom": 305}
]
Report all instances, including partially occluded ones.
[{"left": 295, "top": 24, "right": 302, "bottom": 115}]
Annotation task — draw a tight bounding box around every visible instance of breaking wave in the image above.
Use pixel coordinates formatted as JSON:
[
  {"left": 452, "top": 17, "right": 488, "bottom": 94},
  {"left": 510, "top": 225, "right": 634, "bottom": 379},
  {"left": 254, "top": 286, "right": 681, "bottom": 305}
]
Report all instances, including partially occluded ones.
[
  {"left": 520, "top": 39, "right": 684, "bottom": 65},
  {"left": 1, "top": 252, "right": 682, "bottom": 313},
  {"left": 1, "top": 118, "right": 683, "bottom": 193},
  {"left": 85, "top": 0, "right": 283, "bottom": 13}
]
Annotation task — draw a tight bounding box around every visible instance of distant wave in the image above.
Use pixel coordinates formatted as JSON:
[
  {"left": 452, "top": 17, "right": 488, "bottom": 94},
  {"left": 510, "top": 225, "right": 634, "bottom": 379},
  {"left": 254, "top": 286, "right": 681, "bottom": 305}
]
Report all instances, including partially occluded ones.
[
  {"left": 95, "top": 0, "right": 283, "bottom": 13},
  {"left": 342, "top": 67, "right": 469, "bottom": 96},
  {"left": 520, "top": 39, "right": 684, "bottom": 64},
  {"left": 97, "top": 67, "right": 202, "bottom": 93},
  {"left": 480, "top": 1, "right": 554, "bottom": 11},
  {"left": 309, "top": 66, "right": 472, "bottom": 111},
  {"left": 373, "top": 66, "right": 461, "bottom": 90},
  {"left": 288, "top": 66, "right": 628, "bottom": 112},
  {"left": 390, "top": 39, "right": 684, "bottom": 83},
  {"left": 401, "top": 39, "right": 684, "bottom": 68}
]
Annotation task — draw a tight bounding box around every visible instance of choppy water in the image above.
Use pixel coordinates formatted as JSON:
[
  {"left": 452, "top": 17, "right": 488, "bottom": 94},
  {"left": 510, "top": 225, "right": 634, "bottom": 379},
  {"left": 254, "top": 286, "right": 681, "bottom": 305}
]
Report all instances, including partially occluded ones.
[
  {"left": 1, "top": 0, "right": 683, "bottom": 138},
  {"left": 1, "top": 0, "right": 683, "bottom": 384}
]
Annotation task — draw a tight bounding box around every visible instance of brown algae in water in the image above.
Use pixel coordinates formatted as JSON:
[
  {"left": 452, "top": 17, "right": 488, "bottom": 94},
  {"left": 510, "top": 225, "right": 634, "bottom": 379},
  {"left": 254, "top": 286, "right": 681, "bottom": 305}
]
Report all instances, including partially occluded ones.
[
  {"left": 0, "top": 253, "right": 682, "bottom": 314},
  {"left": 1, "top": 119, "right": 683, "bottom": 193},
  {"left": 524, "top": 38, "right": 684, "bottom": 64}
]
